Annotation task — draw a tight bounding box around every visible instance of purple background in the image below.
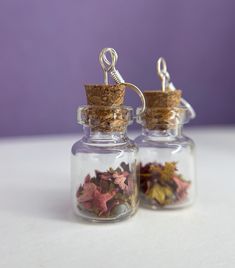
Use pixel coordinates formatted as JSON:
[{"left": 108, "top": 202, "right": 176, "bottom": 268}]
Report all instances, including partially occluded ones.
[{"left": 0, "top": 0, "right": 235, "bottom": 137}]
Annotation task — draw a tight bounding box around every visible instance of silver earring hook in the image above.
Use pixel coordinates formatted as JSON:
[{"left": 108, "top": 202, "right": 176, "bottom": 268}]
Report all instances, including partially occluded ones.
[
  {"left": 99, "top": 47, "right": 125, "bottom": 84},
  {"left": 99, "top": 47, "right": 146, "bottom": 113},
  {"left": 157, "top": 57, "right": 171, "bottom": 92},
  {"left": 102, "top": 48, "right": 117, "bottom": 69},
  {"left": 99, "top": 48, "right": 112, "bottom": 85},
  {"left": 156, "top": 57, "right": 196, "bottom": 119}
]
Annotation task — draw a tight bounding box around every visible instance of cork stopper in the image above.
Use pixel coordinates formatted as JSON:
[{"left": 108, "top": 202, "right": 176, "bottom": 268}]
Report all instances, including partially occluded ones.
[
  {"left": 79, "top": 84, "right": 131, "bottom": 132},
  {"left": 85, "top": 84, "right": 125, "bottom": 106},
  {"left": 144, "top": 90, "right": 181, "bottom": 108},
  {"left": 141, "top": 89, "right": 183, "bottom": 130}
]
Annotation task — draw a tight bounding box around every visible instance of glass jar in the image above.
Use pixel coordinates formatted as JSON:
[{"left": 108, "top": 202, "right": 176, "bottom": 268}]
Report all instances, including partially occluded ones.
[
  {"left": 135, "top": 106, "right": 196, "bottom": 209},
  {"left": 71, "top": 105, "right": 139, "bottom": 222}
]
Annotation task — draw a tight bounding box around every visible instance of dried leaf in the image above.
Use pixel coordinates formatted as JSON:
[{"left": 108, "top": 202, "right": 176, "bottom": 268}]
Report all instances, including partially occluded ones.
[
  {"left": 173, "top": 176, "right": 190, "bottom": 201},
  {"left": 77, "top": 162, "right": 137, "bottom": 217},
  {"left": 140, "top": 161, "right": 189, "bottom": 206},
  {"left": 93, "top": 189, "right": 116, "bottom": 216},
  {"left": 113, "top": 172, "right": 129, "bottom": 190},
  {"left": 77, "top": 182, "right": 97, "bottom": 202}
]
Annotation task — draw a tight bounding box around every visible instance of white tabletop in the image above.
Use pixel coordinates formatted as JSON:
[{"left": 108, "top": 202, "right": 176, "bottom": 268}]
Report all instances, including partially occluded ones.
[{"left": 0, "top": 127, "right": 235, "bottom": 268}]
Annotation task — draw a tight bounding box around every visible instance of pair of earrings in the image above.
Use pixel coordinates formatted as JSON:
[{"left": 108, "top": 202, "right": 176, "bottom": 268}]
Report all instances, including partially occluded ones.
[{"left": 71, "top": 48, "right": 196, "bottom": 222}]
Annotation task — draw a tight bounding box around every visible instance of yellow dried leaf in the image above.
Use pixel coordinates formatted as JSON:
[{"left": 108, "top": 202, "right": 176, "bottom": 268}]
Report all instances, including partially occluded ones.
[
  {"left": 147, "top": 184, "right": 174, "bottom": 206},
  {"left": 147, "top": 185, "right": 165, "bottom": 205}
]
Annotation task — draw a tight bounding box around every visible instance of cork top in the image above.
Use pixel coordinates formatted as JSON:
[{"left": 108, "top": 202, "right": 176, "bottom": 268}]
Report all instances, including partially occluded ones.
[
  {"left": 143, "top": 90, "right": 181, "bottom": 108},
  {"left": 138, "top": 89, "right": 184, "bottom": 130},
  {"left": 85, "top": 84, "right": 125, "bottom": 106},
  {"left": 78, "top": 84, "right": 133, "bottom": 132}
]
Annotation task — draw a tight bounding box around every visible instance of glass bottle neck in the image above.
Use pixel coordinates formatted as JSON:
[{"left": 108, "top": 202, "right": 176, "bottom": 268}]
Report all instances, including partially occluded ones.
[
  {"left": 142, "top": 125, "right": 183, "bottom": 139},
  {"left": 82, "top": 126, "right": 128, "bottom": 145}
]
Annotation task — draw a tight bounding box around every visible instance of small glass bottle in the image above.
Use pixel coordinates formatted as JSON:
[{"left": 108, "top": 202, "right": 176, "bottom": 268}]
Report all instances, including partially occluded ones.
[
  {"left": 135, "top": 58, "right": 196, "bottom": 209},
  {"left": 71, "top": 84, "right": 139, "bottom": 222}
]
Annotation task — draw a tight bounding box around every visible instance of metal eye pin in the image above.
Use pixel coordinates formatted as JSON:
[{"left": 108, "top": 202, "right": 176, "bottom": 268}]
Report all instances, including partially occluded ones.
[
  {"left": 99, "top": 47, "right": 146, "bottom": 114},
  {"left": 157, "top": 57, "right": 196, "bottom": 119}
]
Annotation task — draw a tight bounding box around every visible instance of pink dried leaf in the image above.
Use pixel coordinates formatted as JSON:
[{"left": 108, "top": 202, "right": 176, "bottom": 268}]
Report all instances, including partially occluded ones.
[
  {"left": 122, "top": 171, "right": 129, "bottom": 177},
  {"left": 93, "top": 189, "right": 116, "bottom": 216},
  {"left": 113, "top": 172, "right": 128, "bottom": 190},
  {"left": 82, "top": 201, "right": 92, "bottom": 210},
  {"left": 173, "top": 176, "right": 190, "bottom": 200},
  {"left": 77, "top": 182, "right": 97, "bottom": 203}
]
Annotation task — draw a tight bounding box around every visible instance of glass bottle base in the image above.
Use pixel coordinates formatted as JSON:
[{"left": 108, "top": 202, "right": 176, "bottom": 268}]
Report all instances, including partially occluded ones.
[
  {"left": 73, "top": 202, "right": 139, "bottom": 223},
  {"left": 140, "top": 195, "right": 194, "bottom": 210}
]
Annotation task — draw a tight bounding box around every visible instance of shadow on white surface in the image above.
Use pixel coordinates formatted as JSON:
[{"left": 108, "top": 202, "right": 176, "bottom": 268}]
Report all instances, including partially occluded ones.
[
  {"left": 0, "top": 182, "right": 97, "bottom": 225},
  {"left": 0, "top": 182, "right": 136, "bottom": 226}
]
